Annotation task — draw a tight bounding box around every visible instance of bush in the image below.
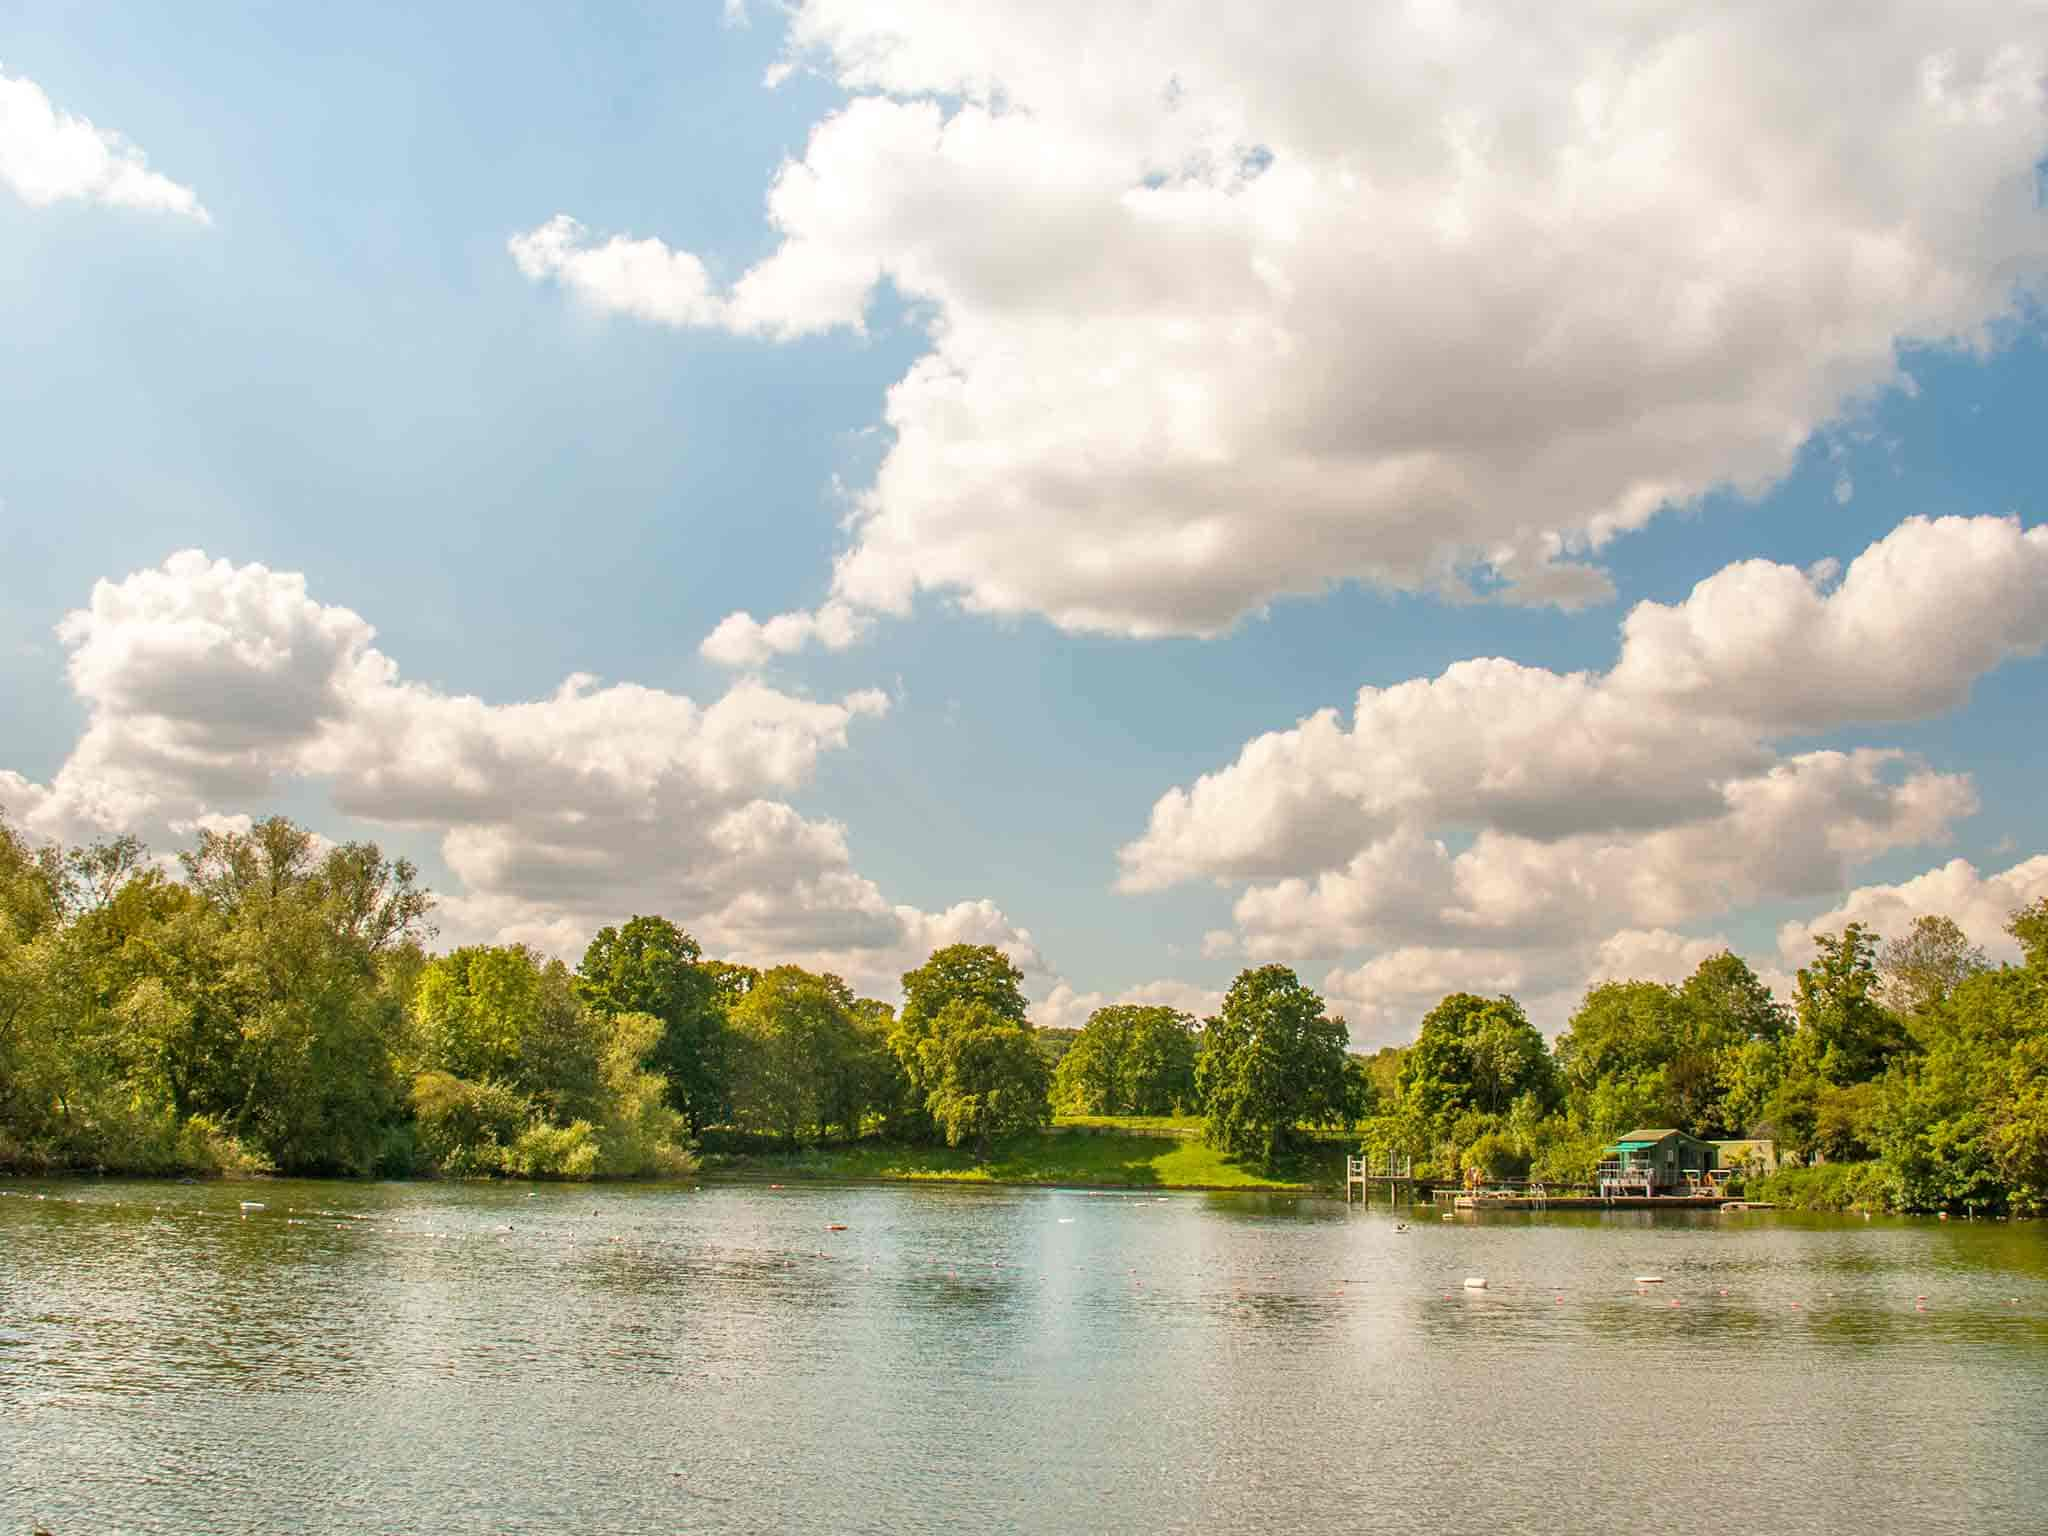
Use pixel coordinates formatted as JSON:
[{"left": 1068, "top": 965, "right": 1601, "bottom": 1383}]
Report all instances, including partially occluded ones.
[
  {"left": 1462, "top": 1130, "right": 1529, "bottom": 1181},
  {"left": 1753, "top": 1161, "right": 1893, "bottom": 1212},
  {"left": 504, "top": 1120, "right": 601, "bottom": 1178},
  {"left": 410, "top": 1071, "right": 533, "bottom": 1176}
]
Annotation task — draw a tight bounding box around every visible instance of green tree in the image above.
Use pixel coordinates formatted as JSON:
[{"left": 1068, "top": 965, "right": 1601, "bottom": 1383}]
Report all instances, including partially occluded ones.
[
  {"left": 1196, "top": 966, "right": 1349, "bottom": 1169},
  {"left": 1873, "top": 911, "right": 2048, "bottom": 1213},
  {"left": 1678, "top": 950, "right": 1789, "bottom": 1044},
  {"left": 1405, "top": 992, "right": 1555, "bottom": 1124},
  {"left": 1879, "top": 914, "right": 1988, "bottom": 1018},
  {"left": 1793, "top": 924, "right": 1906, "bottom": 1086},
  {"left": 829, "top": 997, "right": 903, "bottom": 1141},
  {"left": 1034, "top": 1025, "right": 1082, "bottom": 1073},
  {"left": 900, "top": 943, "right": 1028, "bottom": 1029},
  {"left": 2006, "top": 898, "right": 2048, "bottom": 970},
  {"left": 918, "top": 1001, "right": 1051, "bottom": 1157},
  {"left": 577, "top": 916, "right": 724, "bottom": 1132},
  {"left": 725, "top": 965, "right": 860, "bottom": 1145},
  {"left": 1051, "top": 1004, "right": 1198, "bottom": 1115},
  {"left": 890, "top": 944, "right": 1030, "bottom": 1139}
]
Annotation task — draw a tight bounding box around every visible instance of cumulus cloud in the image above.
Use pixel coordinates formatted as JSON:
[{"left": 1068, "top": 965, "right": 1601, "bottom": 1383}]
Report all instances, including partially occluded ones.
[
  {"left": 509, "top": 215, "right": 724, "bottom": 328},
  {"left": 0, "top": 67, "right": 208, "bottom": 220},
  {"left": 1124, "top": 516, "right": 2044, "bottom": 893},
  {"left": 1777, "top": 854, "right": 2048, "bottom": 971},
  {"left": 1123, "top": 516, "right": 2048, "bottom": 1043},
  {"left": 700, "top": 599, "right": 871, "bottom": 668},
  {"left": 514, "top": 3, "right": 2048, "bottom": 638},
  {"left": 0, "top": 552, "right": 1038, "bottom": 1001}
]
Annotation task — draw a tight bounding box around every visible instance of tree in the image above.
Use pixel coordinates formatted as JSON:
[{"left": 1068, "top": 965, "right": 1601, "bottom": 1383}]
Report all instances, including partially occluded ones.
[
  {"left": 724, "top": 966, "right": 860, "bottom": 1145},
  {"left": 918, "top": 1002, "right": 1051, "bottom": 1157},
  {"left": 1679, "top": 950, "right": 1787, "bottom": 1044},
  {"left": 891, "top": 944, "right": 1030, "bottom": 1139},
  {"left": 2008, "top": 898, "right": 2048, "bottom": 972},
  {"left": 1793, "top": 924, "right": 1906, "bottom": 1086},
  {"left": 1405, "top": 992, "right": 1556, "bottom": 1124},
  {"left": 1034, "top": 1026, "right": 1082, "bottom": 1073},
  {"left": 900, "top": 944, "right": 1028, "bottom": 1030},
  {"left": 1051, "top": 1004, "right": 1198, "bottom": 1115},
  {"left": 1879, "top": 915, "right": 1988, "bottom": 1017},
  {"left": 1196, "top": 966, "right": 1349, "bottom": 1169},
  {"left": 577, "top": 916, "right": 724, "bottom": 1133},
  {"left": 830, "top": 996, "right": 904, "bottom": 1141},
  {"left": 1874, "top": 922, "right": 2048, "bottom": 1213}
]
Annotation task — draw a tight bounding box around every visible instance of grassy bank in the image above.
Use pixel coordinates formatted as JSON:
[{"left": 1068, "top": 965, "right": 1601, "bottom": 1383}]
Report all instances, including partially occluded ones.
[{"left": 702, "top": 1127, "right": 1348, "bottom": 1191}]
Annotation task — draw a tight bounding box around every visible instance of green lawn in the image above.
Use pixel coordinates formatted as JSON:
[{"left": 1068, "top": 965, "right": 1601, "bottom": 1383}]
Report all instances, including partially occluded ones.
[
  {"left": 1051, "top": 1113, "right": 1202, "bottom": 1134},
  {"left": 704, "top": 1129, "right": 1347, "bottom": 1190}
]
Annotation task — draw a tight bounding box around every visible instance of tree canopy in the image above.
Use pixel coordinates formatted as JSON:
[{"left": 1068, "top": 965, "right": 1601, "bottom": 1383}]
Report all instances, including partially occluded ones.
[
  {"left": 1197, "top": 965, "right": 1349, "bottom": 1169},
  {"left": 1052, "top": 1004, "right": 1198, "bottom": 1116}
]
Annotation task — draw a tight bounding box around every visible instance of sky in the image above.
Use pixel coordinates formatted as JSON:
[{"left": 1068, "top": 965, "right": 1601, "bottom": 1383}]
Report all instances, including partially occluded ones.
[{"left": 4, "top": 0, "right": 2047, "bottom": 1046}]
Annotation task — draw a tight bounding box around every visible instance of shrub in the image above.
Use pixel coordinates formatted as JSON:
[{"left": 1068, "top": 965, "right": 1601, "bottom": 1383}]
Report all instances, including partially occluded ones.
[
  {"left": 1753, "top": 1160, "right": 1893, "bottom": 1212},
  {"left": 504, "top": 1120, "right": 601, "bottom": 1179}
]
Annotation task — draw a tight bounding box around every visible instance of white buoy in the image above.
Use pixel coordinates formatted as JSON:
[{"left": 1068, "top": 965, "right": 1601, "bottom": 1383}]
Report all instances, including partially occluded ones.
[{"left": 1463, "top": 1276, "right": 1488, "bottom": 1289}]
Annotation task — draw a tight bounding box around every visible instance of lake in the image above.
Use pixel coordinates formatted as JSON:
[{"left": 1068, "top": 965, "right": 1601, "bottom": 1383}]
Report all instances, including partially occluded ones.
[{"left": 3, "top": 1177, "right": 2045, "bottom": 1534}]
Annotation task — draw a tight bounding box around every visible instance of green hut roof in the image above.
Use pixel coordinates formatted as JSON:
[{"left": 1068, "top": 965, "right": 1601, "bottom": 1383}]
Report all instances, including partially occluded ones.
[{"left": 1614, "top": 1128, "right": 1683, "bottom": 1144}]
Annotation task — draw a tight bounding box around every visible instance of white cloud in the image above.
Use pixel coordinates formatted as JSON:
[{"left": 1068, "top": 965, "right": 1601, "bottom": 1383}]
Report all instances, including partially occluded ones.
[
  {"left": 0, "top": 67, "right": 208, "bottom": 221},
  {"left": 509, "top": 215, "right": 724, "bottom": 328},
  {"left": 1776, "top": 853, "right": 2048, "bottom": 971},
  {"left": 1607, "top": 515, "right": 2048, "bottom": 731},
  {"left": 0, "top": 552, "right": 1035, "bottom": 1002},
  {"left": 514, "top": 3, "right": 2048, "bottom": 639},
  {"left": 1035, "top": 977, "right": 1226, "bottom": 1033},
  {"left": 700, "top": 599, "right": 871, "bottom": 667},
  {"left": 1124, "top": 516, "right": 2045, "bottom": 893},
  {"left": 1123, "top": 516, "right": 2048, "bottom": 1044}
]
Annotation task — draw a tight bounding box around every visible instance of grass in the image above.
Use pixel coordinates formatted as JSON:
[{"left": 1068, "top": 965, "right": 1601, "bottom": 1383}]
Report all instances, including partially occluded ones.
[
  {"left": 1051, "top": 1114, "right": 1202, "bottom": 1134},
  {"left": 703, "top": 1127, "right": 1350, "bottom": 1191}
]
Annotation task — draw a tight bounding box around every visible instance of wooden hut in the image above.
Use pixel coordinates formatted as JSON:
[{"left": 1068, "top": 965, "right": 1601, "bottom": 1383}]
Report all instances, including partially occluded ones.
[{"left": 1596, "top": 1128, "right": 1719, "bottom": 1196}]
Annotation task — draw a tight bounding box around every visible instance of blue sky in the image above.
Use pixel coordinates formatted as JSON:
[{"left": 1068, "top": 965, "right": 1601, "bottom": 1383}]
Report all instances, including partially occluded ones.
[{"left": 4, "top": 2, "right": 2046, "bottom": 1041}]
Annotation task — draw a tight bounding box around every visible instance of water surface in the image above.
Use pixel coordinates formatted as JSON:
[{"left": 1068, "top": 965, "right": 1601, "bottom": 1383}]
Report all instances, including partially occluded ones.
[{"left": 3, "top": 1177, "right": 2044, "bottom": 1534}]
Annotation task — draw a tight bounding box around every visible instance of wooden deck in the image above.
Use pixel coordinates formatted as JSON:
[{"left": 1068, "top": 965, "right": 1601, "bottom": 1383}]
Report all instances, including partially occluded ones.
[{"left": 1452, "top": 1193, "right": 1730, "bottom": 1211}]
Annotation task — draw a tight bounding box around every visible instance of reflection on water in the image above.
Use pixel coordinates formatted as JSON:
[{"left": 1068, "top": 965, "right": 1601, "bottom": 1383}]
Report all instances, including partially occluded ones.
[{"left": 3, "top": 1178, "right": 2045, "bottom": 1534}]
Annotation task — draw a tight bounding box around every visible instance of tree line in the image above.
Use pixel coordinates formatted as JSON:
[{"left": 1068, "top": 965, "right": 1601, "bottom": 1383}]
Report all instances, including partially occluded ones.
[
  {"left": 0, "top": 813, "right": 1360, "bottom": 1177},
  {"left": 4, "top": 812, "right": 2043, "bottom": 1210},
  {"left": 1354, "top": 908, "right": 2048, "bottom": 1214}
]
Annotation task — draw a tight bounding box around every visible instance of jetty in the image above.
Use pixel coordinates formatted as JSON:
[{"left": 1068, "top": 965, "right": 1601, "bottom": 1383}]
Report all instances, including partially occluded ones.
[{"left": 1445, "top": 1190, "right": 1728, "bottom": 1212}]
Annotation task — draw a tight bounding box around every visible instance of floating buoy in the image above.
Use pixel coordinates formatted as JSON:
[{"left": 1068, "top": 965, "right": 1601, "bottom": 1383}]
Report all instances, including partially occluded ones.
[
  {"left": 1555, "top": 1295, "right": 1564, "bottom": 1304},
  {"left": 1635, "top": 1275, "right": 1664, "bottom": 1285},
  {"left": 826, "top": 1223, "right": 848, "bottom": 1232},
  {"left": 1670, "top": 1299, "right": 1681, "bottom": 1308},
  {"left": 1719, "top": 1288, "right": 1728, "bottom": 1296},
  {"left": 1463, "top": 1277, "right": 1487, "bottom": 1290}
]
